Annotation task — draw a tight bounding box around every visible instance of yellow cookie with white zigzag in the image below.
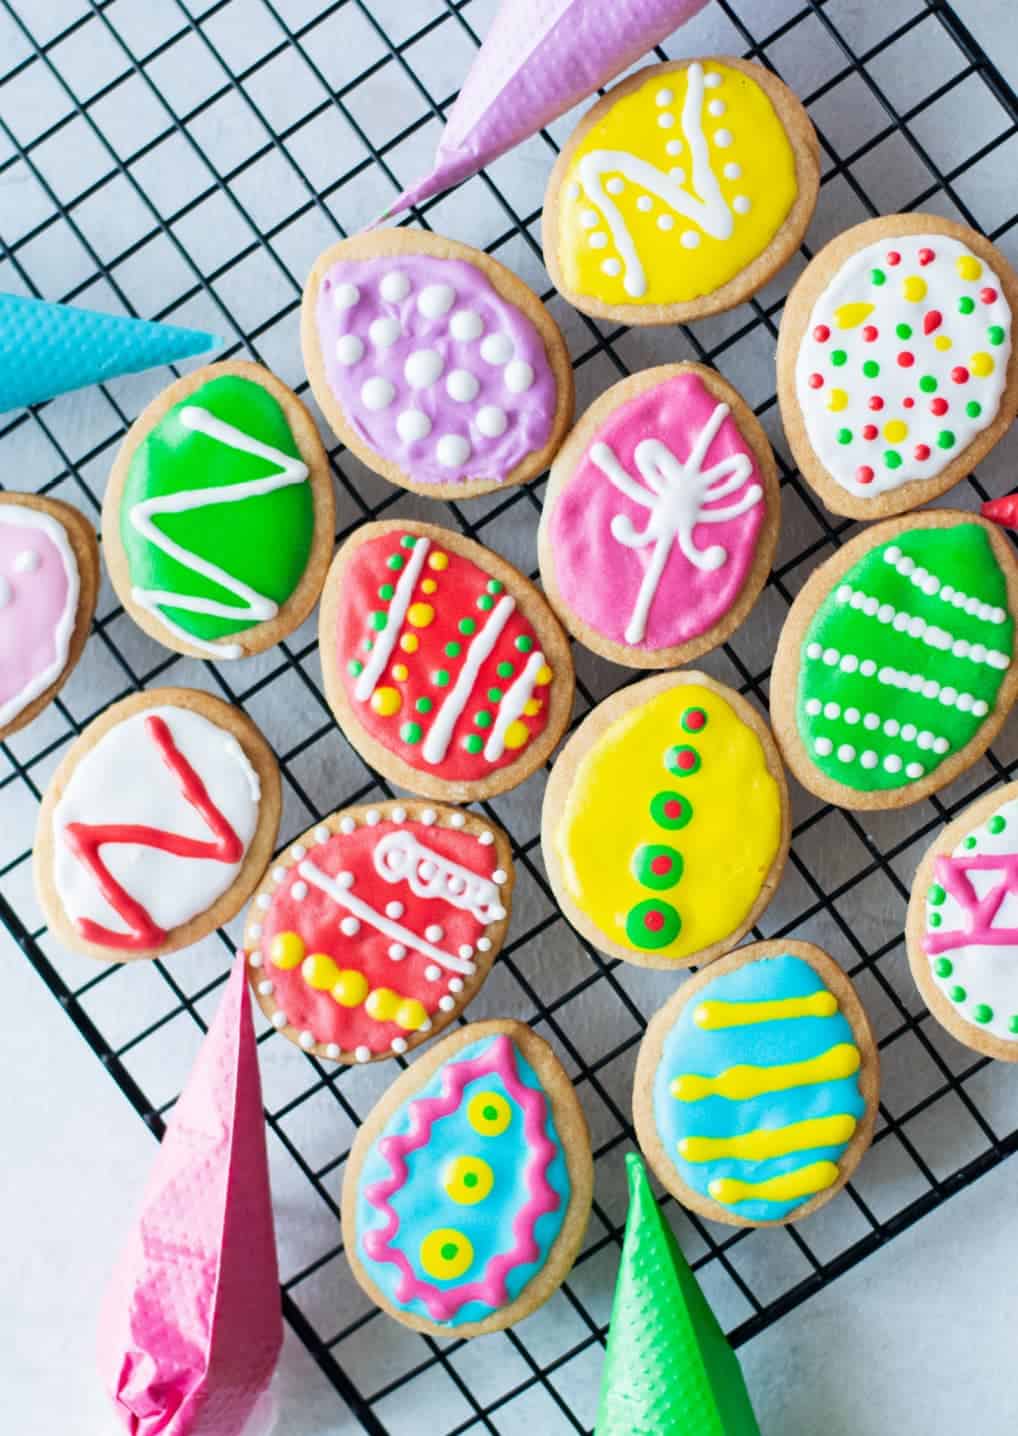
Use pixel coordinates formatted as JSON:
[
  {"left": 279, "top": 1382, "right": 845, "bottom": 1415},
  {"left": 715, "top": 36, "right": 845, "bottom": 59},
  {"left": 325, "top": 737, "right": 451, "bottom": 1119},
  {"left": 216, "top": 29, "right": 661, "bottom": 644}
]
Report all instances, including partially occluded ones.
[{"left": 543, "top": 57, "right": 820, "bottom": 324}]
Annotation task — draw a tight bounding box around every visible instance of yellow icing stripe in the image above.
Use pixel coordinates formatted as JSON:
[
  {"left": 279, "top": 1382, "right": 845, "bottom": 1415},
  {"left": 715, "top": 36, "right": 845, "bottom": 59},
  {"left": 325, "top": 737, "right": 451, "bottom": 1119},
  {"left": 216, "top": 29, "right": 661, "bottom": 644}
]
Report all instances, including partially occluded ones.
[
  {"left": 670, "top": 1043, "right": 861, "bottom": 1102},
  {"left": 692, "top": 991, "right": 838, "bottom": 1029},
  {"left": 708, "top": 1160, "right": 840, "bottom": 1206},
  {"left": 678, "top": 1113, "right": 857, "bottom": 1163}
]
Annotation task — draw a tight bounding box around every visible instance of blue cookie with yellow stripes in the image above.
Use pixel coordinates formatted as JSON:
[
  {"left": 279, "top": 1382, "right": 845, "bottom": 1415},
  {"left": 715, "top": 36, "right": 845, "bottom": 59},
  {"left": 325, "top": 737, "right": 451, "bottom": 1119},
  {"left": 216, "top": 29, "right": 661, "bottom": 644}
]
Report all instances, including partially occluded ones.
[{"left": 634, "top": 939, "right": 879, "bottom": 1226}]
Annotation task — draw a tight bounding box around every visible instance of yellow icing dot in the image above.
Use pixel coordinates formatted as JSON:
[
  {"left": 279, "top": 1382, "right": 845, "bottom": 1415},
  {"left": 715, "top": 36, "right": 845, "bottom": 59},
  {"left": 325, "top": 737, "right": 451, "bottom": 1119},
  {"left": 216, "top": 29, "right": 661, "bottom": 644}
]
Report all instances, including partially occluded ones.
[
  {"left": 302, "top": 952, "right": 340, "bottom": 990},
  {"left": 883, "top": 419, "right": 908, "bottom": 443},
  {"left": 428, "top": 552, "right": 449, "bottom": 571},
  {"left": 332, "top": 970, "right": 369, "bottom": 1007},
  {"left": 391, "top": 663, "right": 409, "bottom": 682},
  {"left": 535, "top": 664, "right": 553, "bottom": 686},
  {"left": 827, "top": 388, "right": 848, "bottom": 413},
  {"left": 408, "top": 602, "right": 435, "bottom": 628},
  {"left": 421, "top": 578, "right": 437, "bottom": 595},
  {"left": 833, "top": 302, "right": 874, "bottom": 329},
  {"left": 444, "top": 1155, "right": 495, "bottom": 1205},
  {"left": 502, "top": 719, "right": 531, "bottom": 751},
  {"left": 394, "top": 998, "right": 429, "bottom": 1031},
  {"left": 269, "top": 932, "right": 305, "bottom": 970},
  {"left": 365, "top": 987, "right": 398, "bottom": 1021},
  {"left": 902, "top": 275, "right": 926, "bottom": 302},
  {"left": 956, "top": 254, "right": 983, "bottom": 282},
  {"left": 420, "top": 1228, "right": 474, "bottom": 1281},
  {"left": 934, "top": 335, "right": 952, "bottom": 352},
  {"left": 400, "top": 633, "right": 419, "bottom": 653},
  {"left": 523, "top": 698, "right": 542, "bottom": 717},
  {"left": 970, "top": 351, "right": 994, "bottom": 377},
  {"left": 370, "top": 686, "right": 402, "bottom": 716},
  {"left": 468, "top": 1090, "right": 512, "bottom": 1136}
]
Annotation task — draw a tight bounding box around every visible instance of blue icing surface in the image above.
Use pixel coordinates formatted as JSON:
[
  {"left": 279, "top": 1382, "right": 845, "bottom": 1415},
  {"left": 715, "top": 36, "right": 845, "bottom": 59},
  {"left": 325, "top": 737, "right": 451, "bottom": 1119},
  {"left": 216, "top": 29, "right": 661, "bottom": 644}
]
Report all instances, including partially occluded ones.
[
  {"left": 652, "top": 954, "right": 866, "bottom": 1220},
  {"left": 356, "top": 1035, "right": 570, "bottom": 1326}
]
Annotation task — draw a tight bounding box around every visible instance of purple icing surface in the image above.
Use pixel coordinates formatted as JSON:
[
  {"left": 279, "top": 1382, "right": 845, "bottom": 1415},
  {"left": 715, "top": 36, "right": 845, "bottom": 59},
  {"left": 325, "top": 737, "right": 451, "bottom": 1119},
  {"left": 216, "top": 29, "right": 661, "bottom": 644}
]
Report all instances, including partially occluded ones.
[{"left": 316, "top": 254, "right": 557, "bottom": 486}]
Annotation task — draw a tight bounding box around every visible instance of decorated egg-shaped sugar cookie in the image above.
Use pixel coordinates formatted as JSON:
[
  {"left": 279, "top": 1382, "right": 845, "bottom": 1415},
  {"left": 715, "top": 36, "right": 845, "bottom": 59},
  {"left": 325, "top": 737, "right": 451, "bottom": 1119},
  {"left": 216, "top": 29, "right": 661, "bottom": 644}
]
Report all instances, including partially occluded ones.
[
  {"left": 634, "top": 940, "right": 879, "bottom": 1227},
  {"left": 543, "top": 58, "right": 819, "bottom": 324},
  {"left": 301, "top": 230, "right": 574, "bottom": 499},
  {"left": 539, "top": 363, "right": 779, "bottom": 667},
  {"left": 542, "top": 672, "right": 789, "bottom": 969},
  {"left": 907, "top": 782, "right": 1018, "bottom": 1061},
  {"left": 342, "top": 1020, "right": 593, "bottom": 1337},
  {"left": 771, "top": 511, "right": 1018, "bottom": 811},
  {"left": 103, "top": 361, "right": 335, "bottom": 660},
  {"left": 0, "top": 493, "right": 98, "bottom": 741},
  {"left": 320, "top": 521, "right": 574, "bottom": 802},
  {"left": 245, "top": 801, "right": 512, "bottom": 1062},
  {"left": 778, "top": 215, "right": 1018, "bottom": 518}
]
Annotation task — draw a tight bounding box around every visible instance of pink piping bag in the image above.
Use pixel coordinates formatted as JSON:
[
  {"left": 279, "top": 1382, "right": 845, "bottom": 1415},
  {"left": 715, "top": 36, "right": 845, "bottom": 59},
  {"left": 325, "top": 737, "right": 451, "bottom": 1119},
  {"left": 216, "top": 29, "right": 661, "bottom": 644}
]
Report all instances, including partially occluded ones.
[
  {"left": 380, "top": 0, "right": 710, "bottom": 220},
  {"left": 97, "top": 955, "right": 283, "bottom": 1436}
]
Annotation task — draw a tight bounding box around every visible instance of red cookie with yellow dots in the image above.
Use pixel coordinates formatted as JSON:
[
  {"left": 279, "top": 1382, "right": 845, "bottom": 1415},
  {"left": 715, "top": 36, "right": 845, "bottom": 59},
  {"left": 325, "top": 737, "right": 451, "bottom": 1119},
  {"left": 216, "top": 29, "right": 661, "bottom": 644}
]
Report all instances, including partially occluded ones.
[
  {"left": 319, "top": 521, "right": 575, "bottom": 803},
  {"left": 778, "top": 214, "right": 1018, "bottom": 520},
  {"left": 245, "top": 800, "right": 514, "bottom": 1063}
]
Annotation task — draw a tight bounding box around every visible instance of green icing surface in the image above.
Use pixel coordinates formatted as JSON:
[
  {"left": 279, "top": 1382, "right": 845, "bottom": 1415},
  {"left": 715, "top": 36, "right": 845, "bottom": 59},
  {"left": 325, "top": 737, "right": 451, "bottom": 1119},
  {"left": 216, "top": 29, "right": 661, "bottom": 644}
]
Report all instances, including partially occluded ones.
[
  {"left": 796, "top": 524, "right": 1012, "bottom": 792},
  {"left": 120, "top": 375, "right": 313, "bottom": 644}
]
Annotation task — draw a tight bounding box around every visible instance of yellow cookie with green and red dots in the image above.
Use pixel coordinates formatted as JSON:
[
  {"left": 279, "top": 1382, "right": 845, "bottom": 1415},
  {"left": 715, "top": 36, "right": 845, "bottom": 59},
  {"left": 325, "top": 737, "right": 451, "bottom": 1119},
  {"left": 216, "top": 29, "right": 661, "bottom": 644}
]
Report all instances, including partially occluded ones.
[{"left": 777, "top": 214, "right": 1018, "bottom": 519}]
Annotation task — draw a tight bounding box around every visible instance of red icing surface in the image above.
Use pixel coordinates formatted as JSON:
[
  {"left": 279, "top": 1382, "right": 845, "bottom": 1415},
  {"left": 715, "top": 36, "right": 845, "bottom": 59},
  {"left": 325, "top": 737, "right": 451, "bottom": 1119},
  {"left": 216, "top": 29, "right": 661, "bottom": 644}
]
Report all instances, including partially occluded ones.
[
  {"left": 260, "top": 823, "right": 503, "bottom": 1053},
  {"left": 337, "top": 532, "right": 553, "bottom": 782}
]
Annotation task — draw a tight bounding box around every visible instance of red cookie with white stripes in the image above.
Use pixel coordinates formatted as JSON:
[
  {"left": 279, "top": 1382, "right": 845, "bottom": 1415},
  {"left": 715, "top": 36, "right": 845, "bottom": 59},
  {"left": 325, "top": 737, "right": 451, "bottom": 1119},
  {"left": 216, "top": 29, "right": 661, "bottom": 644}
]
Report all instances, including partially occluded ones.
[
  {"left": 33, "top": 688, "right": 281, "bottom": 961},
  {"left": 320, "top": 521, "right": 575, "bottom": 802},
  {"left": 244, "top": 801, "right": 513, "bottom": 1063}
]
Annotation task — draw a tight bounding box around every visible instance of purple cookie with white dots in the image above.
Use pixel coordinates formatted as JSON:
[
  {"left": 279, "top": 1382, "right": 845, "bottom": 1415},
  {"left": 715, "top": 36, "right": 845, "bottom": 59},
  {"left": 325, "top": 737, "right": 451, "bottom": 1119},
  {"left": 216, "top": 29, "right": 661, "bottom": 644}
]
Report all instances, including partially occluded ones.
[{"left": 302, "top": 231, "right": 574, "bottom": 499}]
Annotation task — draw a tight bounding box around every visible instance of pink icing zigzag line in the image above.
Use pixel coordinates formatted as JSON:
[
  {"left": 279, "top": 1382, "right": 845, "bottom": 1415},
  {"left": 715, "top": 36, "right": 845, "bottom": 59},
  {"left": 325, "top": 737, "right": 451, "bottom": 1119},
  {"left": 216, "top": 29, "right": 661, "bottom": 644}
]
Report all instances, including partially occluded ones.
[
  {"left": 361, "top": 1034, "right": 562, "bottom": 1322},
  {"left": 924, "top": 853, "right": 1018, "bottom": 956}
]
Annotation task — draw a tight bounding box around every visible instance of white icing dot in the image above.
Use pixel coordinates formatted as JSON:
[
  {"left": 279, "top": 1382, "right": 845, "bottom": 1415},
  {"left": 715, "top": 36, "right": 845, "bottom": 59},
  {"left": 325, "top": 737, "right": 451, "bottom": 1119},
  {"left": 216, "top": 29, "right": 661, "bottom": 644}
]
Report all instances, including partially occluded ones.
[
  {"left": 824, "top": 701, "right": 841, "bottom": 720},
  {"left": 314, "top": 825, "right": 330, "bottom": 844},
  {"left": 884, "top": 754, "right": 903, "bottom": 774},
  {"left": 934, "top": 737, "right": 950, "bottom": 755},
  {"left": 332, "top": 282, "right": 359, "bottom": 310},
  {"left": 601, "top": 258, "right": 622, "bottom": 276},
  {"left": 657, "top": 112, "right": 675, "bottom": 129},
  {"left": 248, "top": 950, "right": 263, "bottom": 967},
  {"left": 458, "top": 944, "right": 473, "bottom": 960},
  {"left": 385, "top": 901, "right": 404, "bottom": 919},
  {"left": 860, "top": 659, "right": 877, "bottom": 677},
  {"left": 380, "top": 271, "right": 410, "bottom": 302},
  {"left": 256, "top": 894, "right": 271, "bottom": 911},
  {"left": 425, "top": 924, "right": 444, "bottom": 942},
  {"left": 805, "top": 698, "right": 822, "bottom": 716},
  {"left": 806, "top": 642, "right": 823, "bottom": 660},
  {"left": 733, "top": 196, "right": 751, "bottom": 214},
  {"left": 291, "top": 843, "right": 306, "bottom": 861},
  {"left": 636, "top": 195, "right": 653, "bottom": 213},
  {"left": 14, "top": 549, "right": 39, "bottom": 573},
  {"left": 666, "top": 139, "right": 683, "bottom": 157},
  {"left": 901, "top": 723, "right": 917, "bottom": 741},
  {"left": 436, "top": 434, "right": 471, "bottom": 469},
  {"left": 418, "top": 283, "right": 455, "bottom": 318},
  {"left": 723, "top": 162, "right": 742, "bottom": 180},
  {"left": 420, "top": 808, "right": 437, "bottom": 825},
  {"left": 340, "top": 917, "right": 360, "bottom": 937},
  {"left": 714, "top": 129, "right": 733, "bottom": 148},
  {"left": 392, "top": 807, "right": 407, "bottom": 823},
  {"left": 271, "top": 1011, "right": 288, "bottom": 1030},
  {"left": 972, "top": 699, "right": 989, "bottom": 717},
  {"left": 861, "top": 750, "right": 878, "bottom": 769},
  {"left": 580, "top": 209, "right": 600, "bottom": 228},
  {"left": 391, "top": 1037, "right": 408, "bottom": 1054},
  {"left": 340, "top": 816, "right": 356, "bottom": 834},
  {"left": 448, "top": 813, "right": 466, "bottom": 828},
  {"left": 389, "top": 943, "right": 407, "bottom": 960},
  {"left": 447, "top": 369, "right": 479, "bottom": 403},
  {"left": 504, "top": 360, "right": 534, "bottom": 393},
  {"left": 492, "top": 868, "right": 507, "bottom": 884},
  {"left": 272, "top": 866, "right": 286, "bottom": 883},
  {"left": 481, "top": 333, "right": 514, "bottom": 365},
  {"left": 396, "top": 409, "right": 432, "bottom": 442},
  {"left": 837, "top": 744, "right": 856, "bottom": 763},
  {"left": 449, "top": 977, "right": 465, "bottom": 993},
  {"left": 884, "top": 718, "right": 900, "bottom": 736},
  {"left": 355, "top": 1046, "right": 371, "bottom": 1063},
  {"left": 404, "top": 348, "right": 443, "bottom": 389},
  {"left": 439, "top": 996, "right": 456, "bottom": 1012},
  {"left": 844, "top": 708, "right": 861, "bottom": 725},
  {"left": 681, "top": 231, "right": 701, "bottom": 250},
  {"left": 299, "top": 1031, "right": 315, "bottom": 1051},
  {"left": 656, "top": 88, "right": 674, "bottom": 106},
  {"left": 906, "top": 762, "right": 924, "bottom": 780},
  {"left": 325, "top": 1043, "right": 341, "bottom": 1060},
  {"left": 369, "top": 316, "right": 401, "bottom": 349},
  {"left": 335, "top": 334, "right": 364, "bottom": 366},
  {"left": 657, "top": 214, "right": 674, "bottom": 232},
  {"left": 606, "top": 177, "right": 625, "bottom": 195},
  {"left": 257, "top": 980, "right": 274, "bottom": 996},
  {"left": 366, "top": 810, "right": 381, "bottom": 826},
  {"left": 708, "top": 99, "right": 726, "bottom": 117},
  {"left": 704, "top": 72, "right": 722, "bottom": 89},
  {"left": 248, "top": 924, "right": 262, "bottom": 940},
  {"left": 291, "top": 882, "right": 307, "bottom": 901},
  {"left": 479, "top": 831, "right": 494, "bottom": 845},
  {"left": 450, "top": 309, "right": 484, "bottom": 341},
  {"left": 477, "top": 937, "right": 492, "bottom": 951},
  {"left": 476, "top": 405, "right": 508, "bottom": 438},
  {"left": 360, "top": 377, "right": 395, "bottom": 410},
  {"left": 589, "top": 232, "right": 608, "bottom": 249},
  {"left": 425, "top": 964, "right": 442, "bottom": 982},
  {"left": 815, "top": 737, "right": 833, "bottom": 756}
]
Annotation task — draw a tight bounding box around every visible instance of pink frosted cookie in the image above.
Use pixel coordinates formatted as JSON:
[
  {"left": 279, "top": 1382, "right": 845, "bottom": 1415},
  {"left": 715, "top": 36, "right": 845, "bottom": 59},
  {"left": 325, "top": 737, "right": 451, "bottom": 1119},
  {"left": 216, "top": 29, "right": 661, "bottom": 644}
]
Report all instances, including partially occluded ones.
[
  {"left": 301, "top": 230, "right": 574, "bottom": 500},
  {"left": 539, "top": 364, "right": 779, "bottom": 668},
  {"left": 0, "top": 493, "right": 99, "bottom": 741}
]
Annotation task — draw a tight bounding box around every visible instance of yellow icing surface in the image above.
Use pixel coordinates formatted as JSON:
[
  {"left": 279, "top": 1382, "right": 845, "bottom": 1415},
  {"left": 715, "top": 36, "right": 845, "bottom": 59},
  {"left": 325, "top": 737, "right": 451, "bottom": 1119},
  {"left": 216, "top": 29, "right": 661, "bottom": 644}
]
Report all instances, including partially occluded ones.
[
  {"left": 678, "top": 1113, "right": 857, "bottom": 1163},
  {"left": 553, "top": 684, "right": 783, "bottom": 961},
  {"left": 558, "top": 61, "right": 798, "bottom": 306},
  {"left": 708, "top": 1159, "right": 840, "bottom": 1206},
  {"left": 670, "top": 1043, "right": 860, "bottom": 1102}
]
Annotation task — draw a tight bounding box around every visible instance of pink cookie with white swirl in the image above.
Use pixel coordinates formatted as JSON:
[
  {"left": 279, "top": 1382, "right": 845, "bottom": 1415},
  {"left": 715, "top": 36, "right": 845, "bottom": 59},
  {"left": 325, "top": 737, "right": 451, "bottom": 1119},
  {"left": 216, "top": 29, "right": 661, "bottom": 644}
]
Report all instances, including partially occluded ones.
[
  {"left": 302, "top": 231, "right": 574, "bottom": 499},
  {"left": 539, "top": 364, "right": 780, "bottom": 668}
]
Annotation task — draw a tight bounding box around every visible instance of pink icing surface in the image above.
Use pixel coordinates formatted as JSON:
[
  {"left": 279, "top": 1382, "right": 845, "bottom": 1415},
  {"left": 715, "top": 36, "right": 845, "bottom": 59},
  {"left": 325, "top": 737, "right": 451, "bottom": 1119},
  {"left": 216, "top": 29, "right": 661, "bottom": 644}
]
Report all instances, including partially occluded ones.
[
  {"left": 549, "top": 372, "right": 766, "bottom": 651},
  {"left": 0, "top": 507, "right": 77, "bottom": 727},
  {"left": 361, "top": 1034, "right": 560, "bottom": 1322}
]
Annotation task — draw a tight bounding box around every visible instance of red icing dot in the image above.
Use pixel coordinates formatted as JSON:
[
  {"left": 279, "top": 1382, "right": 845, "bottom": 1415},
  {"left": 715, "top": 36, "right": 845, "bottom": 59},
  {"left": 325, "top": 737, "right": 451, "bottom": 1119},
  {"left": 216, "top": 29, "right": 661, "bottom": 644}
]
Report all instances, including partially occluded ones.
[
  {"left": 862, "top": 325, "right": 879, "bottom": 342},
  {"left": 886, "top": 250, "right": 901, "bottom": 266},
  {"left": 918, "top": 247, "right": 935, "bottom": 266},
  {"left": 650, "top": 855, "right": 673, "bottom": 876},
  {"left": 903, "top": 397, "right": 915, "bottom": 409},
  {"left": 951, "top": 366, "right": 969, "bottom": 384},
  {"left": 675, "top": 749, "right": 697, "bottom": 772},
  {"left": 862, "top": 424, "right": 878, "bottom": 440},
  {"left": 931, "top": 397, "right": 949, "bottom": 416},
  {"left": 663, "top": 800, "right": 682, "bottom": 820},
  {"left": 981, "top": 287, "right": 998, "bottom": 304},
  {"left": 868, "top": 395, "right": 885, "bottom": 411},
  {"left": 915, "top": 444, "right": 931, "bottom": 461},
  {"left": 897, "top": 351, "right": 915, "bottom": 368},
  {"left": 683, "top": 708, "right": 707, "bottom": 732},
  {"left": 856, "top": 465, "right": 875, "bottom": 485},
  {"left": 808, "top": 372, "right": 824, "bottom": 389},
  {"left": 813, "top": 324, "right": 831, "bottom": 342},
  {"left": 923, "top": 309, "right": 942, "bottom": 335},
  {"left": 644, "top": 909, "right": 665, "bottom": 933}
]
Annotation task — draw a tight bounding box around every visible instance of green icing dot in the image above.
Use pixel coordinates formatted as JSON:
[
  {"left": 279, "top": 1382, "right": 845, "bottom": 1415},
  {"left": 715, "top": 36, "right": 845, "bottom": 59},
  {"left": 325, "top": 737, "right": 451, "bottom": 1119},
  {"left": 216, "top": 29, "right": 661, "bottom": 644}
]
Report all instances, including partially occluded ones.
[
  {"left": 937, "top": 430, "right": 955, "bottom": 450},
  {"left": 433, "top": 669, "right": 451, "bottom": 687},
  {"left": 445, "top": 641, "right": 462, "bottom": 658},
  {"left": 515, "top": 635, "right": 534, "bottom": 653},
  {"left": 348, "top": 658, "right": 364, "bottom": 677},
  {"left": 415, "top": 696, "right": 433, "bottom": 715},
  {"left": 459, "top": 618, "right": 477, "bottom": 636},
  {"left": 885, "top": 450, "right": 902, "bottom": 470},
  {"left": 832, "top": 349, "right": 847, "bottom": 366},
  {"left": 896, "top": 323, "right": 912, "bottom": 340},
  {"left": 401, "top": 721, "right": 422, "bottom": 744},
  {"left": 934, "top": 958, "right": 953, "bottom": 978},
  {"left": 464, "top": 734, "right": 484, "bottom": 754},
  {"left": 837, "top": 428, "right": 852, "bottom": 445},
  {"left": 631, "top": 843, "right": 684, "bottom": 891},
  {"left": 496, "top": 661, "right": 514, "bottom": 678},
  {"left": 929, "top": 912, "right": 942, "bottom": 928},
  {"left": 487, "top": 687, "right": 503, "bottom": 702},
  {"left": 478, "top": 594, "right": 495, "bottom": 611},
  {"left": 966, "top": 400, "right": 982, "bottom": 419},
  {"left": 650, "top": 790, "right": 693, "bottom": 830},
  {"left": 871, "top": 268, "right": 886, "bottom": 286},
  {"left": 400, "top": 535, "right": 417, "bottom": 549},
  {"left": 440, "top": 1241, "right": 458, "bottom": 1261},
  {"left": 370, "top": 611, "right": 387, "bottom": 631},
  {"left": 974, "top": 1003, "right": 994, "bottom": 1025},
  {"left": 362, "top": 638, "right": 373, "bottom": 653},
  {"left": 929, "top": 884, "right": 946, "bottom": 906},
  {"left": 379, "top": 583, "right": 395, "bottom": 601},
  {"left": 989, "top": 324, "right": 1006, "bottom": 346},
  {"left": 474, "top": 710, "right": 493, "bottom": 729},
  {"left": 863, "top": 359, "right": 880, "bottom": 378},
  {"left": 950, "top": 985, "right": 967, "bottom": 1003},
  {"left": 958, "top": 295, "right": 975, "bottom": 315},
  {"left": 989, "top": 815, "right": 1007, "bottom": 835},
  {"left": 919, "top": 375, "right": 937, "bottom": 393},
  {"left": 1010, "top": 1016, "right": 1018, "bottom": 1035},
  {"left": 387, "top": 553, "right": 404, "bottom": 571},
  {"left": 665, "top": 744, "right": 701, "bottom": 777},
  {"left": 963, "top": 835, "right": 977, "bottom": 850},
  {"left": 487, "top": 579, "right": 503, "bottom": 594},
  {"left": 625, "top": 898, "right": 681, "bottom": 950}
]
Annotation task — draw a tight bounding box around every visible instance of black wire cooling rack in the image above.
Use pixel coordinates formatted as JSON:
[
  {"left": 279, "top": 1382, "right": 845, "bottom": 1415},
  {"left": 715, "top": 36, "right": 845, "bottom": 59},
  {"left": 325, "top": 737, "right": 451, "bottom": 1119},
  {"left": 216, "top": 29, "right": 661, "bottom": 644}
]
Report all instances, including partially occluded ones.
[{"left": 3, "top": 1, "right": 1018, "bottom": 1432}]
